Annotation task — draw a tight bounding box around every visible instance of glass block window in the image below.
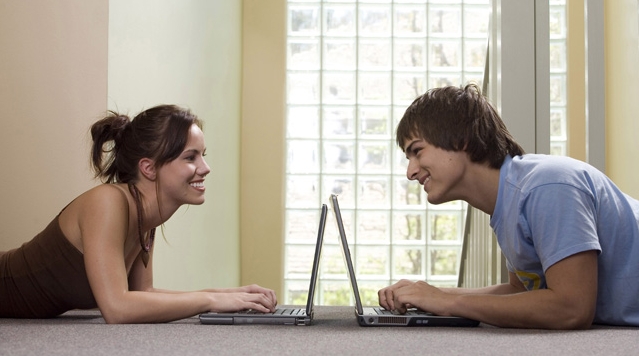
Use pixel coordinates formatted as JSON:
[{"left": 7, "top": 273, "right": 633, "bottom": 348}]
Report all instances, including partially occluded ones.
[
  {"left": 549, "top": 0, "right": 568, "bottom": 156},
  {"left": 285, "top": 0, "right": 488, "bottom": 306}
]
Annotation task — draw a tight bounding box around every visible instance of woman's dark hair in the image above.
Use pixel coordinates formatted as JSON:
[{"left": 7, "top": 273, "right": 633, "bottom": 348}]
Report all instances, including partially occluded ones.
[
  {"left": 90, "top": 104, "right": 203, "bottom": 183},
  {"left": 396, "top": 83, "right": 524, "bottom": 169}
]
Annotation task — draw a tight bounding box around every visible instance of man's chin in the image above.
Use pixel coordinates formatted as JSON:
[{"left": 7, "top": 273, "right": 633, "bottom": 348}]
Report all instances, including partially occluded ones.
[{"left": 426, "top": 194, "right": 447, "bottom": 205}]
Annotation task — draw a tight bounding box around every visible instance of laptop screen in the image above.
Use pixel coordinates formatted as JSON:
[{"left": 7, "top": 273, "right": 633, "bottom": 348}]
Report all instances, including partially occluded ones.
[
  {"left": 330, "top": 194, "right": 365, "bottom": 315},
  {"left": 305, "top": 204, "right": 328, "bottom": 315}
]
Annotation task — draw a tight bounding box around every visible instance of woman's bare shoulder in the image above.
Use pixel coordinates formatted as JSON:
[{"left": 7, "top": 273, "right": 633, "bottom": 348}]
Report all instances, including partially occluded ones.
[
  {"left": 64, "top": 184, "right": 131, "bottom": 222},
  {"left": 59, "top": 184, "right": 132, "bottom": 251},
  {"left": 82, "top": 183, "right": 128, "bottom": 201}
]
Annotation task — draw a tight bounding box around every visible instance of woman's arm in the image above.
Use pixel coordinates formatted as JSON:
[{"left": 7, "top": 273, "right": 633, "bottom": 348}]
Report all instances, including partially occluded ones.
[
  {"left": 81, "top": 187, "right": 275, "bottom": 324},
  {"left": 127, "top": 247, "right": 278, "bottom": 310}
]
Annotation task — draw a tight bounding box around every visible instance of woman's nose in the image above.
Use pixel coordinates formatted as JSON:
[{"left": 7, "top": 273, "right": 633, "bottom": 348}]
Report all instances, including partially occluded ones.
[{"left": 199, "top": 158, "right": 211, "bottom": 177}]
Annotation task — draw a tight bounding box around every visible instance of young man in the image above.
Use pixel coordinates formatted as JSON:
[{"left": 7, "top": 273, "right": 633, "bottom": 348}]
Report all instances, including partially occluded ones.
[{"left": 378, "top": 84, "right": 639, "bottom": 329}]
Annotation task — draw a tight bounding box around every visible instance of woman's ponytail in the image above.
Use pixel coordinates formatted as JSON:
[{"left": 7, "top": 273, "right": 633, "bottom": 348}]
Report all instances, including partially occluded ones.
[{"left": 90, "top": 111, "right": 131, "bottom": 183}]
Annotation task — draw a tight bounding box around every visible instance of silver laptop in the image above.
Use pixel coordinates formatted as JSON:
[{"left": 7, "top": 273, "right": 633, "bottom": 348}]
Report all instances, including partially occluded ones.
[
  {"left": 199, "top": 204, "right": 328, "bottom": 326},
  {"left": 330, "top": 194, "right": 479, "bottom": 327}
]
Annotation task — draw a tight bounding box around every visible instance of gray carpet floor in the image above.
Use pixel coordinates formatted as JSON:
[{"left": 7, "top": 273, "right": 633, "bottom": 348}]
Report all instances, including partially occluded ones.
[{"left": 2, "top": 307, "right": 639, "bottom": 355}]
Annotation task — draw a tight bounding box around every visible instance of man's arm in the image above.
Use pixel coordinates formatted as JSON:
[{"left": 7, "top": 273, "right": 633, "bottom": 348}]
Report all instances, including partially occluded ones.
[
  {"left": 442, "top": 272, "right": 527, "bottom": 296},
  {"left": 452, "top": 250, "right": 597, "bottom": 329},
  {"left": 380, "top": 250, "right": 598, "bottom": 329}
]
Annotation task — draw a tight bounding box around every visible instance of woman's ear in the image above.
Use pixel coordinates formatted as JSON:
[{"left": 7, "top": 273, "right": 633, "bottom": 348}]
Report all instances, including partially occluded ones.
[{"left": 138, "top": 158, "right": 157, "bottom": 181}]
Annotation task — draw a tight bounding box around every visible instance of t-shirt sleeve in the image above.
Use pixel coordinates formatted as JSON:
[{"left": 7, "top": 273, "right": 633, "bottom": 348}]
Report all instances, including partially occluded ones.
[{"left": 521, "top": 183, "right": 602, "bottom": 272}]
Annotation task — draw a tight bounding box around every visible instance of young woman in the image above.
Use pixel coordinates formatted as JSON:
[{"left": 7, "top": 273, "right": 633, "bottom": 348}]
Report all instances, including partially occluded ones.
[
  {"left": 0, "top": 105, "right": 277, "bottom": 323},
  {"left": 378, "top": 84, "right": 639, "bottom": 329}
]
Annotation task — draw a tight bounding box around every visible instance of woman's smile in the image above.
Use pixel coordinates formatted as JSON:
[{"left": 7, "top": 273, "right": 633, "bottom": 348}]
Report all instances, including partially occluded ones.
[{"left": 189, "top": 180, "right": 205, "bottom": 191}]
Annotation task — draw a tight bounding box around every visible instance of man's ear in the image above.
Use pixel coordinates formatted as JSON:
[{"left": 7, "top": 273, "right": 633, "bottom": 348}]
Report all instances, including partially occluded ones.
[{"left": 138, "top": 158, "right": 157, "bottom": 181}]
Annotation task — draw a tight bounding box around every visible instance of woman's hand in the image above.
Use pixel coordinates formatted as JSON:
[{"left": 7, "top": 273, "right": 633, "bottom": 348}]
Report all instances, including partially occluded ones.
[
  {"left": 235, "top": 284, "right": 278, "bottom": 308},
  {"left": 208, "top": 284, "right": 277, "bottom": 313}
]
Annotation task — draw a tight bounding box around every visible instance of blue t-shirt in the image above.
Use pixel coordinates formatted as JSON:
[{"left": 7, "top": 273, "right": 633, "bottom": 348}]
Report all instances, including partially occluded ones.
[{"left": 491, "top": 154, "right": 639, "bottom": 326}]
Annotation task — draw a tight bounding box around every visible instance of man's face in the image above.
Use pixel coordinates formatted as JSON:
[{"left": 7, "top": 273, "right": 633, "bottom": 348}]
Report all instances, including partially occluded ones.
[{"left": 402, "top": 137, "right": 470, "bottom": 205}]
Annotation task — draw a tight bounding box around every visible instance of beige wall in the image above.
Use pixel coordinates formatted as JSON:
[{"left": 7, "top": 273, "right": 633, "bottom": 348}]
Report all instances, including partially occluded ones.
[
  {"left": 0, "top": 1, "right": 108, "bottom": 249},
  {"left": 0, "top": 0, "right": 242, "bottom": 292},
  {"left": 605, "top": 0, "right": 639, "bottom": 199},
  {"left": 566, "top": 0, "right": 639, "bottom": 199},
  {"left": 240, "top": 0, "right": 286, "bottom": 296}
]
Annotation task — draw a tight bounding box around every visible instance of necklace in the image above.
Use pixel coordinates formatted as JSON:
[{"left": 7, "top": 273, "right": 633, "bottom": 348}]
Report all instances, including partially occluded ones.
[{"left": 128, "top": 183, "right": 156, "bottom": 268}]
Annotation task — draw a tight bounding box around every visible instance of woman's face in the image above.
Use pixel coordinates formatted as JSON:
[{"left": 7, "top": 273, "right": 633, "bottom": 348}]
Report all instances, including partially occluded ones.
[{"left": 157, "top": 124, "right": 210, "bottom": 207}]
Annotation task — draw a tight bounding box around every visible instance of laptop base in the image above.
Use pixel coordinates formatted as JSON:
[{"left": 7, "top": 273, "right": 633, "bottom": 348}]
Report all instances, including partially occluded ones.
[
  {"left": 356, "top": 308, "right": 480, "bottom": 327},
  {"left": 199, "top": 204, "right": 328, "bottom": 327},
  {"left": 200, "top": 311, "right": 311, "bottom": 326}
]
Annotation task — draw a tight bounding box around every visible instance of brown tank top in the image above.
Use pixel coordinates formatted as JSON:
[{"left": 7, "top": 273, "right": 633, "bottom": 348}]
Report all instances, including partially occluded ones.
[{"left": 0, "top": 215, "right": 97, "bottom": 318}]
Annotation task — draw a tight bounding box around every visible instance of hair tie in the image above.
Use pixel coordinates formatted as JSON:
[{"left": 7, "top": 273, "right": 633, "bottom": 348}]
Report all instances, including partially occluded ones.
[{"left": 111, "top": 115, "right": 131, "bottom": 146}]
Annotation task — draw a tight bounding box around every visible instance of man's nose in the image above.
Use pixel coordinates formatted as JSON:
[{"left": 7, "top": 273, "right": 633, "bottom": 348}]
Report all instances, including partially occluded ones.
[{"left": 406, "top": 158, "right": 419, "bottom": 181}]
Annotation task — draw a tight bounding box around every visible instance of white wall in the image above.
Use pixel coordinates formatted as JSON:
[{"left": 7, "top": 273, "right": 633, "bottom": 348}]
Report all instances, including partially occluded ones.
[{"left": 108, "top": 0, "right": 242, "bottom": 290}]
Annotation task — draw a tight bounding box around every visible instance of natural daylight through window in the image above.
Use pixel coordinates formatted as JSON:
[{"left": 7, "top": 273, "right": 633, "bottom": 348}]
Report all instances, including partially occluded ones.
[{"left": 284, "top": 0, "right": 567, "bottom": 306}]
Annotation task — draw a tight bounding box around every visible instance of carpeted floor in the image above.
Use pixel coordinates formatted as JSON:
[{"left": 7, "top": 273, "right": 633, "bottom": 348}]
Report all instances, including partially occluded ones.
[{"left": 1, "top": 306, "right": 639, "bottom": 355}]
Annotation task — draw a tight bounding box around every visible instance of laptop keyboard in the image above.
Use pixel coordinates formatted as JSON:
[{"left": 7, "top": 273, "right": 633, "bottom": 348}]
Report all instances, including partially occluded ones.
[
  {"left": 375, "top": 308, "right": 402, "bottom": 315},
  {"left": 237, "top": 308, "right": 306, "bottom": 316},
  {"left": 375, "top": 308, "right": 428, "bottom": 316}
]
